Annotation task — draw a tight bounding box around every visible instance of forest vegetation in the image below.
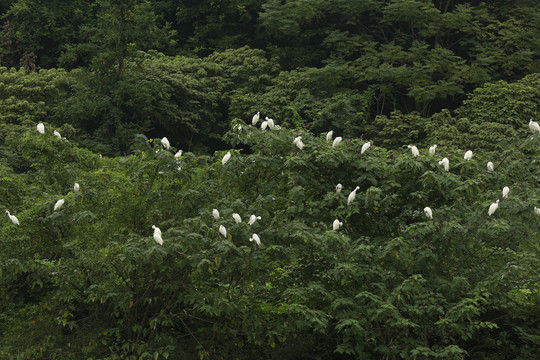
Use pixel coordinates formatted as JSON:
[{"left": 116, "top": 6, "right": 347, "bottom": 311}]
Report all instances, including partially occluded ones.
[{"left": 0, "top": 1, "right": 539, "bottom": 359}]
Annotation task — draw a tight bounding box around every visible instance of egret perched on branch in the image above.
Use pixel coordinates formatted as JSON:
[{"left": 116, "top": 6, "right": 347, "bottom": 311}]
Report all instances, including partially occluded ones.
[
  {"left": 37, "top": 123, "right": 45, "bottom": 134},
  {"left": 249, "top": 233, "right": 261, "bottom": 246},
  {"left": 175, "top": 150, "right": 183, "bottom": 159},
  {"left": 335, "top": 183, "right": 343, "bottom": 193},
  {"left": 74, "top": 182, "right": 80, "bottom": 193},
  {"left": 266, "top": 117, "right": 275, "bottom": 129},
  {"left": 438, "top": 157, "right": 449, "bottom": 171},
  {"left": 53, "top": 130, "right": 62, "bottom": 139},
  {"left": 326, "top": 131, "right": 333, "bottom": 143},
  {"left": 252, "top": 112, "right": 260, "bottom": 126},
  {"left": 248, "top": 215, "right": 261, "bottom": 226},
  {"left": 464, "top": 150, "right": 473, "bottom": 161},
  {"left": 429, "top": 145, "right": 437, "bottom": 156},
  {"left": 293, "top": 136, "right": 304, "bottom": 150},
  {"left": 332, "top": 219, "right": 343, "bottom": 230},
  {"left": 529, "top": 119, "right": 540, "bottom": 133},
  {"left": 260, "top": 121, "right": 268, "bottom": 130},
  {"left": 54, "top": 199, "right": 65, "bottom": 211},
  {"left": 361, "top": 142, "right": 371, "bottom": 154},
  {"left": 5, "top": 211, "right": 19, "bottom": 225},
  {"left": 347, "top": 186, "right": 360, "bottom": 206},
  {"left": 219, "top": 225, "right": 227, "bottom": 238},
  {"left": 161, "top": 137, "right": 170, "bottom": 150},
  {"left": 502, "top": 186, "right": 510, "bottom": 198},
  {"left": 213, "top": 209, "right": 220, "bottom": 220},
  {"left": 232, "top": 213, "right": 242, "bottom": 223},
  {"left": 152, "top": 225, "right": 163, "bottom": 245},
  {"left": 487, "top": 161, "right": 494, "bottom": 172},
  {"left": 332, "top": 137, "right": 342, "bottom": 149},
  {"left": 423, "top": 207, "right": 433, "bottom": 220},
  {"left": 408, "top": 145, "right": 419, "bottom": 157},
  {"left": 222, "top": 152, "right": 231, "bottom": 165},
  {"left": 488, "top": 200, "right": 500, "bottom": 216}
]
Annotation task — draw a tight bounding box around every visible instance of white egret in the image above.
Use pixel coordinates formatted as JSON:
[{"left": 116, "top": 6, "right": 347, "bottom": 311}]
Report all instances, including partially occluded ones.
[
  {"left": 53, "top": 130, "right": 61, "bottom": 139},
  {"left": 488, "top": 200, "right": 500, "bottom": 216},
  {"left": 429, "top": 145, "right": 437, "bottom": 156},
  {"left": 335, "top": 183, "right": 343, "bottom": 193},
  {"left": 252, "top": 112, "right": 260, "bottom": 126},
  {"left": 266, "top": 117, "right": 275, "bottom": 129},
  {"left": 347, "top": 186, "right": 360, "bottom": 206},
  {"left": 213, "top": 209, "right": 220, "bottom": 219},
  {"left": 175, "top": 150, "right": 183, "bottom": 159},
  {"left": 332, "top": 219, "right": 343, "bottom": 230},
  {"left": 326, "top": 131, "right": 333, "bottom": 143},
  {"left": 152, "top": 225, "right": 163, "bottom": 245},
  {"left": 74, "top": 182, "right": 80, "bottom": 193},
  {"left": 293, "top": 136, "right": 304, "bottom": 150},
  {"left": 438, "top": 157, "right": 449, "bottom": 171},
  {"left": 5, "top": 210, "right": 19, "bottom": 225},
  {"left": 502, "top": 186, "right": 510, "bottom": 198},
  {"left": 408, "top": 145, "right": 419, "bottom": 157},
  {"left": 487, "top": 161, "right": 494, "bottom": 172},
  {"left": 232, "top": 213, "right": 242, "bottom": 223},
  {"left": 248, "top": 215, "right": 261, "bottom": 226},
  {"left": 249, "top": 233, "right": 261, "bottom": 246},
  {"left": 161, "top": 137, "right": 170, "bottom": 150},
  {"left": 222, "top": 152, "right": 231, "bottom": 165},
  {"left": 37, "top": 123, "right": 45, "bottom": 134},
  {"left": 529, "top": 119, "right": 540, "bottom": 133},
  {"left": 361, "top": 142, "right": 371, "bottom": 154},
  {"left": 332, "top": 137, "right": 342, "bottom": 149},
  {"left": 464, "top": 150, "right": 473, "bottom": 161},
  {"left": 423, "top": 207, "right": 433, "bottom": 220},
  {"left": 260, "top": 121, "right": 268, "bottom": 130},
  {"left": 219, "top": 225, "right": 227, "bottom": 238},
  {"left": 54, "top": 199, "right": 65, "bottom": 211},
  {"left": 535, "top": 207, "right": 540, "bottom": 216}
]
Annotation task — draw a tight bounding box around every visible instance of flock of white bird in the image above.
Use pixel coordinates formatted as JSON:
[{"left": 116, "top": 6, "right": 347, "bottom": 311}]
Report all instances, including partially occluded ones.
[{"left": 5, "top": 119, "right": 540, "bottom": 247}]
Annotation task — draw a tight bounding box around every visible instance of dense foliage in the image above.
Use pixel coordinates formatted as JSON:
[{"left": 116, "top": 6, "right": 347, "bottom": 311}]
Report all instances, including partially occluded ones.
[{"left": 0, "top": 0, "right": 539, "bottom": 359}]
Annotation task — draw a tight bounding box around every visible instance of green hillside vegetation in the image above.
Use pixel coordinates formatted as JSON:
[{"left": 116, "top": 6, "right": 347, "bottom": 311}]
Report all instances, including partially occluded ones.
[{"left": 0, "top": 0, "right": 539, "bottom": 359}]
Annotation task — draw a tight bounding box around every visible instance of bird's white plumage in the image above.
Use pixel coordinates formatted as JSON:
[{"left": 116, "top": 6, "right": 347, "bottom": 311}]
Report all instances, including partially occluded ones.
[
  {"left": 161, "top": 137, "right": 170, "bottom": 150},
  {"left": 429, "top": 145, "right": 437, "bottom": 156},
  {"left": 408, "top": 145, "right": 419, "bottom": 157},
  {"left": 293, "top": 136, "right": 304, "bottom": 150},
  {"left": 464, "top": 150, "right": 473, "bottom": 161},
  {"left": 232, "top": 213, "right": 242, "bottom": 223},
  {"left": 361, "top": 142, "right": 371, "bottom": 154},
  {"left": 347, "top": 186, "right": 360, "bottom": 206},
  {"left": 175, "top": 150, "right": 183, "bottom": 159},
  {"left": 488, "top": 200, "right": 500, "bottom": 216},
  {"left": 335, "top": 183, "right": 343, "bottom": 193},
  {"left": 423, "top": 207, "right": 433, "bottom": 220},
  {"left": 37, "top": 123, "right": 45, "bottom": 134},
  {"left": 332, "top": 137, "right": 342, "bottom": 149},
  {"left": 332, "top": 219, "right": 343, "bottom": 230},
  {"left": 249, "top": 233, "right": 261, "bottom": 246},
  {"left": 266, "top": 117, "right": 275, "bottom": 129},
  {"left": 248, "top": 215, "right": 261, "bottom": 226},
  {"left": 213, "top": 209, "right": 220, "bottom": 220},
  {"left": 74, "top": 182, "right": 80, "bottom": 193},
  {"left": 53, "top": 130, "right": 61, "bottom": 139},
  {"left": 219, "top": 225, "right": 227, "bottom": 238},
  {"left": 222, "top": 152, "right": 231, "bottom": 165},
  {"left": 326, "top": 131, "right": 333, "bottom": 143},
  {"left": 54, "top": 199, "right": 65, "bottom": 211},
  {"left": 535, "top": 207, "right": 540, "bottom": 216},
  {"left": 6, "top": 210, "right": 19, "bottom": 225},
  {"left": 260, "top": 121, "right": 268, "bottom": 130},
  {"left": 487, "top": 161, "right": 494, "bottom": 172},
  {"left": 529, "top": 119, "right": 540, "bottom": 133},
  {"left": 502, "top": 186, "right": 510, "bottom": 198},
  {"left": 438, "top": 157, "right": 449, "bottom": 171},
  {"left": 152, "top": 225, "right": 163, "bottom": 245},
  {"left": 252, "top": 112, "right": 260, "bottom": 126}
]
